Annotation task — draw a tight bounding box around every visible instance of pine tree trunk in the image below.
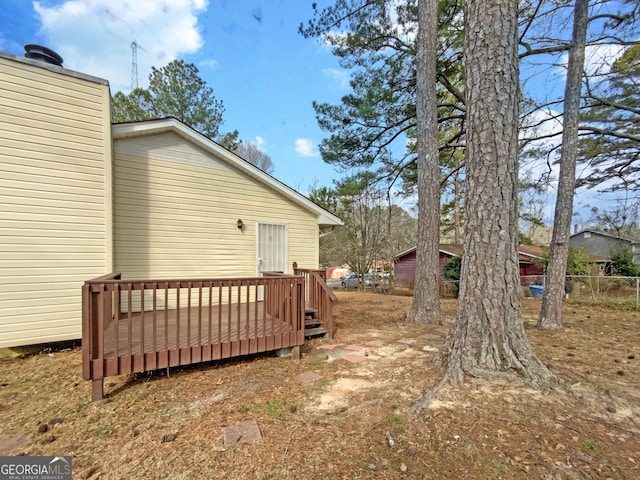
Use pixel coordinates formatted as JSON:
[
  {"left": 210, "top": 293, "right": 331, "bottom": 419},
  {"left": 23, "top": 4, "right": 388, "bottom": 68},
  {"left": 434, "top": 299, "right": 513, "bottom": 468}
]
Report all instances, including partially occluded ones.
[
  {"left": 435, "top": 0, "right": 555, "bottom": 387},
  {"left": 407, "top": 0, "right": 441, "bottom": 324},
  {"left": 538, "top": 0, "right": 589, "bottom": 329},
  {"left": 454, "top": 169, "right": 461, "bottom": 244}
]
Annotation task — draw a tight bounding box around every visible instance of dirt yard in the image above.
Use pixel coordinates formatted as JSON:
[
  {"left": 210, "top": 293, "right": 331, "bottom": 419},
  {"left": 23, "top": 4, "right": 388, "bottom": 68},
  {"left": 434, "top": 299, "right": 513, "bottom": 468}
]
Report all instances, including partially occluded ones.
[{"left": 1, "top": 292, "right": 639, "bottom": 479}]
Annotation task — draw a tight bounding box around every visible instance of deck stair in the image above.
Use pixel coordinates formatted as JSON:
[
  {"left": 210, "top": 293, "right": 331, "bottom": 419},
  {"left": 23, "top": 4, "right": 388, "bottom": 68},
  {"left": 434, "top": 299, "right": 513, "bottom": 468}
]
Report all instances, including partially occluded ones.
[{"left": 304, "top": 307, "right": 327, "bottom": 338}]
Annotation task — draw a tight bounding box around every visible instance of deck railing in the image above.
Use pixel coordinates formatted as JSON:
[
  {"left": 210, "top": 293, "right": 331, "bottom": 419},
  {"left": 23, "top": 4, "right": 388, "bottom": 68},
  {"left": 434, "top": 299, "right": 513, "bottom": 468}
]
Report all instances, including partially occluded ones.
[
  {"left": 82, "top": 273, "right": 305, "bottom": 400},
  {"left": 292, "top": 264, "right": 337, "bottom": 338}
]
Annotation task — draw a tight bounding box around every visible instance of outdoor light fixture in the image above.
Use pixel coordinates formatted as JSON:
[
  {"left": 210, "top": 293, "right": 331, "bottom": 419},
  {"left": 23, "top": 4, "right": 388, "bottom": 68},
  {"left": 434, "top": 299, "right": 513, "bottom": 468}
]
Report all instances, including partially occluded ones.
[{"left": 237, "top": 219, "right": 244, "bottom": 231}]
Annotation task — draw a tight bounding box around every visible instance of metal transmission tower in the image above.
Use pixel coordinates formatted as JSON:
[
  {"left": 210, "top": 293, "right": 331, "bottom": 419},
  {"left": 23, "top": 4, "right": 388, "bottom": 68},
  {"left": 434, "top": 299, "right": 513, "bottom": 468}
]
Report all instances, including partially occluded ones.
[{"left": 131, "top": 41, "right": 139, "bottom": 90}]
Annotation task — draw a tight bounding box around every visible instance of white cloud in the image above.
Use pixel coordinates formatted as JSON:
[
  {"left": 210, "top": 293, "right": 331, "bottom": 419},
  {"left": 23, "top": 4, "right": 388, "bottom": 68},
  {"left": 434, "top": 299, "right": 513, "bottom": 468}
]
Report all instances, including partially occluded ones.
[
  {"left": 199, "top": 58, "right": 219, "bottom": 71},
  {"left": 253, "top": 136, "right": 266, "bottom": 151},
  {"left": 33, "top": 0, "right": 208, "bottom": 92},
  {"left": 584, "top": 43, "right": 626, "bottom": 76},
  {"left": 386, "top": 0, "right": 417, "bottom": 43},
  {"left": 322, "top": 67, "right": 350, "bottom": 90},
  {"left": 520, "top": 108, "right": 563, "bottom": 144},
  {"left": 557, "top": 43, "right": 626, "bottom": 79},
  {"left": 295, "top": 138, "right": 319, "bottom": 157}
]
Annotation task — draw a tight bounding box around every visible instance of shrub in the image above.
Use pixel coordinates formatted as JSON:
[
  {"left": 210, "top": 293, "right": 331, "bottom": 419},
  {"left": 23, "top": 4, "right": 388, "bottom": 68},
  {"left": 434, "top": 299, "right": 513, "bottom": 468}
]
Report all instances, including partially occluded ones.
[
  {"left": 537, "top": 247, "right": 591, "bottom": 276},
  {"left": 610, "top": 248, "right": 639, "bottom": 277},
  {"left": 442, "top": 256, "right": 462, "bottom": 281},
  {"left": 442, "top": 256, "right": 462, "bottom": 298}
]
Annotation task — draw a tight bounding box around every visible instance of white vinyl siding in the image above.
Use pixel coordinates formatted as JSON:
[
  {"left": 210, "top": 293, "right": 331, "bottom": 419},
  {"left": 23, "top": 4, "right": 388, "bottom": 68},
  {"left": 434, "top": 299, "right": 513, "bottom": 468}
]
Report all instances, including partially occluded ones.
[
  {"left": 113, "top": 131, "right": 319, "bottom": 281},
  {"left": 0, "top": 56, "right": 112, "bottom": 348}
]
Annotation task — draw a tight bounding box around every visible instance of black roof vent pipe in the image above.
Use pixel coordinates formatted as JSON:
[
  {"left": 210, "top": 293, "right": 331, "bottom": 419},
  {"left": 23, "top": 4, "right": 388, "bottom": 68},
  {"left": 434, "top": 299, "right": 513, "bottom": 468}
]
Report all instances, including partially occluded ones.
[{"left": 24, "top": 44, "right": 64, "bottom": 67}]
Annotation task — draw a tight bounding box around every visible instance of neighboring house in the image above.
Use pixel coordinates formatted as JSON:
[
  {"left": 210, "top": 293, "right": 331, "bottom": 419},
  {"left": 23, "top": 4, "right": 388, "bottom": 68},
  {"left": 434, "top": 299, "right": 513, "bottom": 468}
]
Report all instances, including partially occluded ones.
[
  {"left": 393, "top": 244, "right": 546, "bottom": 288},
  {"left": 570, "top": 229, "right": 640, "bottom": 264},
  {"left": 393, "top": 247, "right": 417, "bottom": 288},
  {"left": 0, "top": 50, "right": 341, "bottom": 348},
  {"left": 518, "top": 244, "right": 548, "bottom": 277},
  {"left": 394, "top": 244, "right": 463, "bottom": 288}
]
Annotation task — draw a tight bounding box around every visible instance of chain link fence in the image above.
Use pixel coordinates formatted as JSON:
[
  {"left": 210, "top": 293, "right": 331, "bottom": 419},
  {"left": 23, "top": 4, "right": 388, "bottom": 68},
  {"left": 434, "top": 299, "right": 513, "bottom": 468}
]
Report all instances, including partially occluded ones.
[
  {"left": 521, "top": 275, "right": 640, "bottom": 305},
  {"left": 440, "top": 276, "right": 640, "bottom": 305}
]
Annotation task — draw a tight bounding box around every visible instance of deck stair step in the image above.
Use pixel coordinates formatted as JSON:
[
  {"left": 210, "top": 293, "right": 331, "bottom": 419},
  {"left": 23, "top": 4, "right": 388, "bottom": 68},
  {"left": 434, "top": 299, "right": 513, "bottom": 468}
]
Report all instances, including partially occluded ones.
[
  {"left": 305, "top": 318, "right": 322, "bottom": 328},
  {"left": 304, "top": 326, "right": 328, "bottom": 338},
  {"left": 304, "top": 305, "right": 326, "bottom": 337}
]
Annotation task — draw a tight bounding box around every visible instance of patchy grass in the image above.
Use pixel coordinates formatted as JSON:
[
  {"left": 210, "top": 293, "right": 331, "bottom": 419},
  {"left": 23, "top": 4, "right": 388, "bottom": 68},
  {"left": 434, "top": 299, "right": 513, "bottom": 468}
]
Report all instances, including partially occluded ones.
[
  {"left": 263, "top": 400, "right": 285, "bottom": 418},
  {"left": 569, "top": 299, "right": 640, "bottom": 311}
]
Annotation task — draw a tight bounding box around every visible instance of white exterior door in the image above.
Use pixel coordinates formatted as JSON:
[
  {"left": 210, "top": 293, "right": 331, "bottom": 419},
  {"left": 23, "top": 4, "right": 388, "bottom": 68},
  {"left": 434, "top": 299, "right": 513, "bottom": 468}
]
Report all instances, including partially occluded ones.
[
  {"left": 257, "top": 223, "right": 288, "bottom": 300},
  {"left": 257, "top": 222, "right": 288, "bottom": 274},
  {"left": 256, "top": 223, "right": 287, "bottom": 301}
]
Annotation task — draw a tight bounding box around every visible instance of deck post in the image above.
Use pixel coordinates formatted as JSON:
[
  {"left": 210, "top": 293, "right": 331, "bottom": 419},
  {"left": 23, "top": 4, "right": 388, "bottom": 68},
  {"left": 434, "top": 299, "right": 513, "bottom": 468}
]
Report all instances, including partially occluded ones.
[
  {"left": 91, "top": 379, "right": 104, "bottom": 401},
  {"left": 291, "top": 346, "right": 300, "bottom": 360}
]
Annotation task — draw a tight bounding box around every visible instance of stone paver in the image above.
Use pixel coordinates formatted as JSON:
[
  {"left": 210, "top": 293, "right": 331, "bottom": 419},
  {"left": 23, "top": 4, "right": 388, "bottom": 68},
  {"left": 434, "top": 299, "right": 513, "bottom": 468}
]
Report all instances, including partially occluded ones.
[
  {"left": 223, "top": 420, "right": 262, "bottom": 447},
  {"left": 397, "top": 338, "right": 417, "bottom": 345},
  {"left": 365, "top": 340, "right": 384, "bottom": 347},
  {"left": 296, "top": 372, "right": 323, "bottom": 385},
  {"left": 0, "top": 435, "right": 30, "bottom": 455},
  {"left": 422, "top": 333, "right": 442, "bottom": 341},
  {"left": 344, "top": 354, "right": 367, "bottom": 363},
  {"left": 317, "top": 344, "right": 339, "bottom": 350},
  {"left": 345, "top": 344, "right": 364, "bottom": 351}
]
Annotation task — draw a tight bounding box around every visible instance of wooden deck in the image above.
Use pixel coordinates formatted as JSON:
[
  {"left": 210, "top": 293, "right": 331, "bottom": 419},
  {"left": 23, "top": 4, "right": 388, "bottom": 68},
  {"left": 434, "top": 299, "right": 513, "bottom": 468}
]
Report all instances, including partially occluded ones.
[
  {"left": 83, "top": 274, "right": 306, "bottom": 400},
  {"left": 82, "top": 270, "right": 336, "bottom": 401},
  {"left": 102, "top": 302, "right": 294, "bottom": 366}
]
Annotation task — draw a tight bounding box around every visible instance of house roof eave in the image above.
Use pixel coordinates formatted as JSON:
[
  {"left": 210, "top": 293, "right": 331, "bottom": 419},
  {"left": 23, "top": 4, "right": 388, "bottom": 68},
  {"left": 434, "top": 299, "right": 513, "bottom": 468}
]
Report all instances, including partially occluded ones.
[
  {"left": 394, "top": 247, "right": 417, "bottom": 259},
  {"left": 571, "top": 228, "right": 637, "bottom": 245},
  {"left": 396, "top": 244, "right": 548, "bottom": 261},
  {"left": 0, "top": 51, "right": 110, "bottom": 87}
]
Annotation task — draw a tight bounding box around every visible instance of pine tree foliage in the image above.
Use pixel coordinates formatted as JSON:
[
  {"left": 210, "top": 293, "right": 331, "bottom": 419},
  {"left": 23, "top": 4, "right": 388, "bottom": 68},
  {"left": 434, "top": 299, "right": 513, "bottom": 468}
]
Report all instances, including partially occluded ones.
[
  {"left": 300, "top": 0, "right": 466, "bottom": 196},
  {"left": 579, "top": 44, "right": 640, "bottom": 191},
  {"left": 112, "top": 60, "right": 226, "bottom": 141}
]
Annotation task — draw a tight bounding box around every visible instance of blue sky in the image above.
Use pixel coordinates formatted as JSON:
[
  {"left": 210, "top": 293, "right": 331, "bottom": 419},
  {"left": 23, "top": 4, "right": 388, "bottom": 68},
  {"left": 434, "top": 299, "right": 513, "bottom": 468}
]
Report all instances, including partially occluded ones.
[{"left": 0, "top": 0, "right": 348, "bottom": 194}]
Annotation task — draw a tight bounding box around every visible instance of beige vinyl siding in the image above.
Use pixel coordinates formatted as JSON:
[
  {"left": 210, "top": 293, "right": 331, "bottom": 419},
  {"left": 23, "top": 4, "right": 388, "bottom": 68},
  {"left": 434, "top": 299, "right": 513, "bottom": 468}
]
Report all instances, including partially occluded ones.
[
  {"left": 0, "top": 57, "right": 112, "bottom": 348},
  {"left": 114, "top": 131, "right": 319, "bottom": 282}
]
